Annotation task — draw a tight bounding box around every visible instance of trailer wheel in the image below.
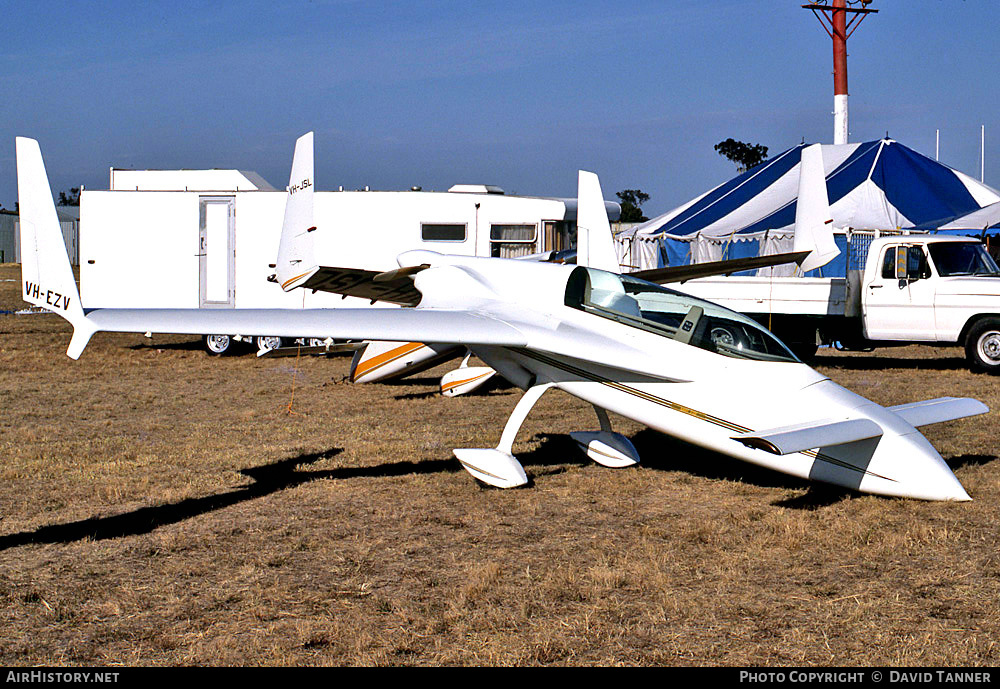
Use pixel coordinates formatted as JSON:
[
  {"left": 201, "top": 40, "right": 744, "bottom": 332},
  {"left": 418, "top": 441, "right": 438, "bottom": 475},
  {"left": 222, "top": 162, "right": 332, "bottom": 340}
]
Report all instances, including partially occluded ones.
[
  {"left": 965, "top": 318, "right": 1000, "bottom": 373},
  {"left": 203, "top": 334, "right": 235, "bottom": 356},
  {"left": 255, "top": 336, "right": 283, "bottom": 354}
]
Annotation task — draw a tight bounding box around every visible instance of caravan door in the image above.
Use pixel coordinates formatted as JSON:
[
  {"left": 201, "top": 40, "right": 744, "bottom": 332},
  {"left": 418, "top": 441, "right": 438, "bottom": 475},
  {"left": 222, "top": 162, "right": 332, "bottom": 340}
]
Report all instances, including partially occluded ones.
[{"left": 198, "top": 196, "right": 235, "bottom": 308}]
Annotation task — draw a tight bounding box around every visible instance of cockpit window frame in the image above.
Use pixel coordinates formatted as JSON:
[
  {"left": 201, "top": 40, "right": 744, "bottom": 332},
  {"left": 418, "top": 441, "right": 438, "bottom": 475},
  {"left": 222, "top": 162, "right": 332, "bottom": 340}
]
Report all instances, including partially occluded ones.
[{"left": 565, "top": 266, "right": 800, "bottom": 364}]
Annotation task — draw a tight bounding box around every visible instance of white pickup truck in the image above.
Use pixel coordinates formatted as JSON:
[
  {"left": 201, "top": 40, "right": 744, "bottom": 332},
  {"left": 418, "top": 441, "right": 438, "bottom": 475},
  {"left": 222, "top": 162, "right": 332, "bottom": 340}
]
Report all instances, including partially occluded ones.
[{"left": 672, "top": 232, "right": 1000, "bottom": 373}]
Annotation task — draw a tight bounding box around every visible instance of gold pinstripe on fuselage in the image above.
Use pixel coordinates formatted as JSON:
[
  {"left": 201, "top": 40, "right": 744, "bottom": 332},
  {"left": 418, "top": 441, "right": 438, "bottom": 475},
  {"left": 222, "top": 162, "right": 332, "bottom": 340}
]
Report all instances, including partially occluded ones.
[{"left": 511, "top": 348, "right": 892, "bottom": 481}]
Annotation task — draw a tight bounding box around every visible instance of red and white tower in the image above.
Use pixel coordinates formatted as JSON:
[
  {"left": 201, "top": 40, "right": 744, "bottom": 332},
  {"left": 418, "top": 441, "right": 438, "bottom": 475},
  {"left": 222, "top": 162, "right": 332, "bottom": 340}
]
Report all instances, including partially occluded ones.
[{"left": 803, "top": 0, "right": 878, "bottom": 145}]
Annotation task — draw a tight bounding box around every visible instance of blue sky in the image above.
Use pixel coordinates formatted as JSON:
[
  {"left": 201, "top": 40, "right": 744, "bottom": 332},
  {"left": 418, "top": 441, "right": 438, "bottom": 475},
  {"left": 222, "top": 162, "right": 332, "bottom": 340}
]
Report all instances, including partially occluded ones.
[{"left": 1, "top": 0, "right": 997, "bottom": 216}]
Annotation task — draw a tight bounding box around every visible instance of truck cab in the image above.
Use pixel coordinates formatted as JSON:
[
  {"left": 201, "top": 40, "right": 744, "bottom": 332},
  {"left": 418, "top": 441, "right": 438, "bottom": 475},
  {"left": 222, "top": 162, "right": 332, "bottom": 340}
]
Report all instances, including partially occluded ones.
[{"left": 861, "top": 236, "right": 1000, "bottom": 370}]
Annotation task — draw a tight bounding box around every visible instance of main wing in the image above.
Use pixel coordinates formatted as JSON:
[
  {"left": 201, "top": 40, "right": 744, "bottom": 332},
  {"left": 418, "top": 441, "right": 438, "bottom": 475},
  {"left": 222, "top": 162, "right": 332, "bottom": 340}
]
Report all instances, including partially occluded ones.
[
  {"left": 84, "top": 307, "right": 526, "bottom": 348},
  {"left": 17, "top": 135, "right": 685, "bottom": 383},
  {"left": 15, "top": 136, "right": 518, "bottom": 357}
]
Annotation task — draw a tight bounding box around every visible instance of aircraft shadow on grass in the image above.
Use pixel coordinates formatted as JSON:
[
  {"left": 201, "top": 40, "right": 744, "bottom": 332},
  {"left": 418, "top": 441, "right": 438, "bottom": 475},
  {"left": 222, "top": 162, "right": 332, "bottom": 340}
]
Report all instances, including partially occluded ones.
[
  {"left": 127, "top": 339, "right": 204, "bottom": 353},
  {"left": 388, "top": 376, "right": 516, "bottom": 401},
  {"left": 5, "top": 434, "right": 994, "bottom": 550},
  {"left": 947, "top": 454, "right": 996, "bottom": 470},
  {"left": 512, "top": 429, "right": 856, "bottom": 508},
  {"left": 392, "top": 385, "right": 515, "bottom": 402},
  {"left": 0, "top": 447, "right": 454, "bottom": 551},
  {"left": 531, "top": 429, "right": 996, "bottom": 509},
  {"left": 810, "top": 353, "right": 966, "bottom": 372}
]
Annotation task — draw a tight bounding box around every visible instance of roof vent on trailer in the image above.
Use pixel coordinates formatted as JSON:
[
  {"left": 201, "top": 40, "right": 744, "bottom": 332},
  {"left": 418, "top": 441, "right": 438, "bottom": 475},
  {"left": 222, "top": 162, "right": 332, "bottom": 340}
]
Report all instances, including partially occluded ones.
[{"left": 448, "top": 184, "right": 505, "bottom": 195}]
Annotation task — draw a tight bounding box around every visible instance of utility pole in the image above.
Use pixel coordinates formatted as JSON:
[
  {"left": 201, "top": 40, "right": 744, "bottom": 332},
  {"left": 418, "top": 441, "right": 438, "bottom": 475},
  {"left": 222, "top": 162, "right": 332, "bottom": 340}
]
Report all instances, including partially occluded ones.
[{"left": 803, "top": 0, "right": 878, "bottom": 145}]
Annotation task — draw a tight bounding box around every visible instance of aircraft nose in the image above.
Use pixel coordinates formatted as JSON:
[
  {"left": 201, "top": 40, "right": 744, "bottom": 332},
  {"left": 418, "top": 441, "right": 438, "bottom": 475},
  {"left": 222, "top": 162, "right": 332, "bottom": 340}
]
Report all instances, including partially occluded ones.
[
  {"left": 865, "top": 431, "right": 971, "bottom": 502},
  {"left": 806, "top": 419, "right": 971, "bottom": 501},
  {"left": 793, "top": 380, "right": 976, "bottom": 501}
]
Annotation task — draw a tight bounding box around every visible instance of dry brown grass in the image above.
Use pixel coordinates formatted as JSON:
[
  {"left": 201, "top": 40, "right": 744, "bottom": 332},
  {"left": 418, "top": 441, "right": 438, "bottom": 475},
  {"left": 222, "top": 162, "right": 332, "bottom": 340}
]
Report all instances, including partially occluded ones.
[{"left": 1, "top": 263, "right": 999, "bottom": 666}]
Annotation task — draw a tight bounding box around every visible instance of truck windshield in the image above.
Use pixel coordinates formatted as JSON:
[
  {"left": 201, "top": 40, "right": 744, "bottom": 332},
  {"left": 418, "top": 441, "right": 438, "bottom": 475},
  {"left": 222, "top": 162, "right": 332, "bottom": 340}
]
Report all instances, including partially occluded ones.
[
  {"left": 928, "top": 242, "right": 1000, "bottom": 277},
  {"left": 564, "top": 267, "right": 799, "bottom": 363}
]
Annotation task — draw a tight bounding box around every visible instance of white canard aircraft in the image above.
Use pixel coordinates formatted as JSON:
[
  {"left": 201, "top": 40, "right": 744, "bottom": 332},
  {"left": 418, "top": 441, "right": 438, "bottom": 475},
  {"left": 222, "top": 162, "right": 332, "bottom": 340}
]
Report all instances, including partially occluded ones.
[{"left": 16, "top": 134, "right": 989, "bottom": 500}]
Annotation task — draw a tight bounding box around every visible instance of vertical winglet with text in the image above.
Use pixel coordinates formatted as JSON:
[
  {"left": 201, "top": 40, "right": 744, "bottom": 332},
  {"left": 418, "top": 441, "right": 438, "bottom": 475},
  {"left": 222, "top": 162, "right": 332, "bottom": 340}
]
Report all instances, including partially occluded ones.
[{"left": 274, "top": 131, "right": 319, "bottom": 291}]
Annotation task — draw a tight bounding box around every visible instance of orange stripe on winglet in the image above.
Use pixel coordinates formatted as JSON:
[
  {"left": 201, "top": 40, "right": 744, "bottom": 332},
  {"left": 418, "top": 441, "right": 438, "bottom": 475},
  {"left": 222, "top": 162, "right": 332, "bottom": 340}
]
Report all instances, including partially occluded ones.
[
  {"left": 351, "top": 342, "right": 427, "bottom": 381},
  {"left": 281, "top": 270, "right": 314, "bottom": 290},
  {"left": 441, "top": 371, "right": 492, "bottom": 393}
]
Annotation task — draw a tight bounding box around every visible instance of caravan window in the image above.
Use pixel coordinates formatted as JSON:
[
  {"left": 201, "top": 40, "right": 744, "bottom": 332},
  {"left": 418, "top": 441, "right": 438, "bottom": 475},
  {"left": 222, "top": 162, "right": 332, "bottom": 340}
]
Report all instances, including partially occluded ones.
[
  {"left": 490, "top": 224, "right": 537, "bottom": 258},
  {"left": 564, "top": 267, "right": 798, "bottom": 363},
  {"left": 422, "top": 223, "right": 467, "bottom": 242},
  {"left": 543, "top": 220, "right": 572, "bottom": 252}
]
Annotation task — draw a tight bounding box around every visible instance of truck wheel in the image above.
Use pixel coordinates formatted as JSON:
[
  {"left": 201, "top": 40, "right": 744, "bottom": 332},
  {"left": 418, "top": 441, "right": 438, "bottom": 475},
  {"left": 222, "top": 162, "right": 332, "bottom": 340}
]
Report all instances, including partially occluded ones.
[
  {"left": 255, "top": 336, "right": 283, "bottom": 354},
  {"left": 965, "top": 319, "right": 1000, "bottom": 373},
  {"left": 203, "top": 334, "right": 235, "bottom": 356}
]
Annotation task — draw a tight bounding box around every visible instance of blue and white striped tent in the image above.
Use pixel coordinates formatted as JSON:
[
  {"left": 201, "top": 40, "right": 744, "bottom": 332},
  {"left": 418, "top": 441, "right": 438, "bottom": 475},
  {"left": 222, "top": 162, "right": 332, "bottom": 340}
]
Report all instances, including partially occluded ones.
[
  {"left": 618, "top": 139, "right": 1000, "bottom": 274},
  {"left": 914, "top": 201, "right": 1000, "bottom": 233}
]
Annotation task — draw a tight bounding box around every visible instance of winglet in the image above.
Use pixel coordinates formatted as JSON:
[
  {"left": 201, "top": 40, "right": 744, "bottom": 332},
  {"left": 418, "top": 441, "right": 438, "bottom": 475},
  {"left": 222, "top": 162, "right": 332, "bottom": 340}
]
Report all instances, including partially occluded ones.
[
  {"left": 275, "top": 132, "right": 319, "bottom": 291},
  {"left": 576, "top": 171, "right": 621, "bottom": 273},
  {"left": 793, "top": 144, "right": 840, "bottom": 273},
  {"left": 16, "top": 137, "right": 97, "bottom": 359}
]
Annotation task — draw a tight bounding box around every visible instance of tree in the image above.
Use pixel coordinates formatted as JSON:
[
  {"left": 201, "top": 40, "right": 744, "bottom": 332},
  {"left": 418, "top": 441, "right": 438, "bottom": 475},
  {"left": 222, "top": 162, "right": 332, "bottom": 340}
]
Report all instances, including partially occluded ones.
[
  {"left": 616, "top": 189, "right": 650, "bottom": 223},
  {"left": 714, "top": 139, "right": 768, "bottom": 173},
  {"left": 57, "top": 187, "right": 81, "bottom": 206}
]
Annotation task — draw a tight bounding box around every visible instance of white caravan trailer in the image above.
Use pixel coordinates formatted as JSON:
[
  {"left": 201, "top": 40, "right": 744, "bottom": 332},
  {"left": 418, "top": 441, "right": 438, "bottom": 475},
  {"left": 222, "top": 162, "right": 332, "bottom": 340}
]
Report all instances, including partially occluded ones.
[{"left": 81, "top": 169, "right": 615, "bottom": 354}]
